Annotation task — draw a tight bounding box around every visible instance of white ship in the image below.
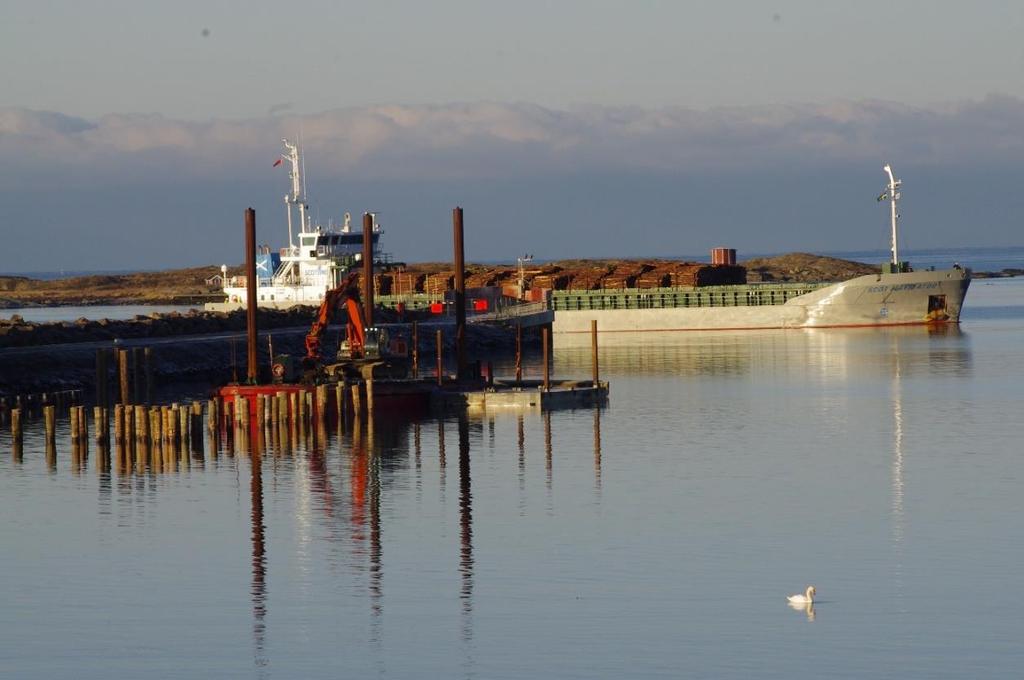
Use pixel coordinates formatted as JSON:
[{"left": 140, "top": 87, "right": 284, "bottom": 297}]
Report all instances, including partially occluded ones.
[
  {"left": 207, "top": 139, "right": 384, "bottom": 311},
  {"left": 552, "top": 164, "right": 972, "bottom": 338}
]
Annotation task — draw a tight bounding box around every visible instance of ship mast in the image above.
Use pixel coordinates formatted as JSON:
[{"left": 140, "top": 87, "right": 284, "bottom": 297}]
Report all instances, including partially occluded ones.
[
  {"left": 882, "top": 164, "right": 902, "bottom": 267},
  {"left": 282, "top": 138, "right": 309, "bottom": 252}
]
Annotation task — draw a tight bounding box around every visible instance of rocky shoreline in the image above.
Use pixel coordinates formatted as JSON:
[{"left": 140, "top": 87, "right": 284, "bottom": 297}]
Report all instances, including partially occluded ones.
[{"left": 0, "top": 253, "right": 896, "bottom": 310}]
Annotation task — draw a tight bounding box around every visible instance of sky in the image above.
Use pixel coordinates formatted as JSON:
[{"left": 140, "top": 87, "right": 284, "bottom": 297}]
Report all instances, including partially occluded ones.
[{"left": 1, "top": 0, "right": 1023, "bottom": 272}]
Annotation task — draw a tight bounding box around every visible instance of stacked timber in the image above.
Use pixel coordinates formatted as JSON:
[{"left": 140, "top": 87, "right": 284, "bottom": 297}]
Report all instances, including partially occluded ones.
[
  {"left": 466, "top": 269, "right": 511, "bottom": 288},
  {"left": 668, "top": 264, "right": 747, "bottom": 287},
  {"left": 602, "top": 262, "right": 654, "bottom": 290},
  {"left": 635, "top": 265, "right": 673, "bottom": 289},
  {"left": 567, "top": 266, "right": 612, "bottom": 290},
  {"left": 531, "top": 272, "right": 570, "bottom": 290},
  {"left": 356, "top": 273, "right": 393, "bottom": 297},
  {"left": 424, "top": 272, "right": 455, "bottom": 295},
  {"left": 390, "top": 271, "right": 426, "bottom": 295}
]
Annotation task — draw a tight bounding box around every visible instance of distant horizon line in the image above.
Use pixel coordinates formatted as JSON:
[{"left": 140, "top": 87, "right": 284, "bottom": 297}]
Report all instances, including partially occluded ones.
[{"left": 3, "top": 245, "right": 1021, "bottom": 278}]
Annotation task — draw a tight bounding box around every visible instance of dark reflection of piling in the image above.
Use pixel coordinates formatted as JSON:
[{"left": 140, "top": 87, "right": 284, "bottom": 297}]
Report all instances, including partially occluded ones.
[
  {"left": 438, "top": 418, "right": 447, "bottom": 496},
  {"left": 368, "top": 438, "right": 382, "bottom": 618},
  {"left": 516, "top": 411, "right": 524, "bottom": 485},
  {"left": 98, "top": 455, "right": 112, "bottom": 516},
  {"left": 544, "top": 410, "right": 553, "bottom": 490},
  {"left": 457, "top": 415, "right": 474, "bottom": 636},
  {"left": 593, "top": 408, "right": 602, "bottom": 491},
  {"left": 413, "top": 422, "right": 422, "bottom": 498},
  {"left": 250, "top": 450, "right": 268, "bottom": 669},
  {"left": 45, "top": 439, "right": 57, "bottom": 472}
]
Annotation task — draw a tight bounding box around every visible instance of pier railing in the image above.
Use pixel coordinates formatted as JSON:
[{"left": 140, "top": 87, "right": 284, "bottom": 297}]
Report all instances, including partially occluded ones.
[{"left": 550, "top": 282, "right": 829, "bottom": 312}]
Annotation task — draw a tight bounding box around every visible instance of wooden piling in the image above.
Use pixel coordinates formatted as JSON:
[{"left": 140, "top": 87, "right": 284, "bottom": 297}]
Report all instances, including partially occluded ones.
[
  {"left": 118, "top": 349, "right": 130, "bottom": 405},
  {"left": 44, "top": 405, "right": 56, "bottom": 445},
  {"left": 149, "top": 407, "right": 161, "bottom": 466},
  {"left": 93, "top": 406, "right": 105, "bottom": 444},
  {"left": 179, "top": 405, "right": 188, "bottom": 448},
  {"left": 256, "top": 395, "right": 265, "bottom": 430},
  {"left": 366, "top": 379, "right": 375, "bottom": 415},
  {"left": 11, "top": 407, "right": 23, "bottom": 444},
  {"left": 69, "top": 406, "right": 78, "bottom": 442},
  {"left": 591, "top": 319, "right": 599, "bottom": 386},
  {"left": 351, "top": 383, "right": 362, "bottom": 419},
  {"left": 297, "top": 389, "right": 306, "bottom": 424},
  {"left": 274, "top": 392, "right": 285, "bottom": 427},
  {"left": 207, "top": 399, "right": 217, "bottom": 431},
  {"left": 315, "top": 385, "right": 327, "bottom": 422},
  {"left": 136, "top": 405, "right": 149, "bottom": 445},
  {"left": 81, "top": 405, "right": 89, "bottom": 442},
  {"left": 113, "top": 404, "right": 124, "bottom": 443}
]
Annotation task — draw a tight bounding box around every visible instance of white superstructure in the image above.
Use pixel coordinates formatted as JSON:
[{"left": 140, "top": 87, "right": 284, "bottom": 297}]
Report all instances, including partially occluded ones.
[{"left": 208, "top": 139, "right": 384, "bottom": 311}]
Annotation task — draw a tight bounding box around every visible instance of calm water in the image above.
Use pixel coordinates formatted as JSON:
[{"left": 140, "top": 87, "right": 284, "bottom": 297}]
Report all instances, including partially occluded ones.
[
  {"left": 2, "top": 305, "right": 199, "bottom": 323},
  {"left": 1, "top": 278, "right": 1023, "bottom": 678}
]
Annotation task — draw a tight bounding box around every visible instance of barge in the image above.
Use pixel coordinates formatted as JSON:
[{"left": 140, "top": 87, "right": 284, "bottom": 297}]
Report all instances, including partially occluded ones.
[{"left": 553, "top": 164, "right": 971, "bottom": 337}]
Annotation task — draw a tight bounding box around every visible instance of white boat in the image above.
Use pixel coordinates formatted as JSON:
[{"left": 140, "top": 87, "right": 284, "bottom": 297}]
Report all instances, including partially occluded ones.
[
  {"left": 552, "top": 165, "right": 972, "bottom": 338},
  {"left": 207, "top": 139, "right": 386, "bottom": 311}
]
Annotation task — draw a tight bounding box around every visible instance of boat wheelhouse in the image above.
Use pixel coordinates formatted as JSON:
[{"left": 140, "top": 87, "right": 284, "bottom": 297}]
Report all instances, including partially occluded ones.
[{"left": 210, "top": 139, "right": 387, "bottom": 310}]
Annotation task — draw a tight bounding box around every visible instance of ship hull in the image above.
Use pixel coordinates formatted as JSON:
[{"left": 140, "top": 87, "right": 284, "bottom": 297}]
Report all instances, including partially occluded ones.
[{"left": 553, "top": 268, "right": 970, "bottom": 336}]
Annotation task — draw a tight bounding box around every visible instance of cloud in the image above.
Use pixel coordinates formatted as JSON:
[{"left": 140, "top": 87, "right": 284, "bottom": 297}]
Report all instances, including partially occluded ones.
[{"left": 1, "top": 96, "right": 1023, "bottom": 187}]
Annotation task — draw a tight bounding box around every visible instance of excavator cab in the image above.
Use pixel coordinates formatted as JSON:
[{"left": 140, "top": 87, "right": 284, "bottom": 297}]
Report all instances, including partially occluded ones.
[{"left": 303, "top": 272, "right": 410, "bottom": 383}]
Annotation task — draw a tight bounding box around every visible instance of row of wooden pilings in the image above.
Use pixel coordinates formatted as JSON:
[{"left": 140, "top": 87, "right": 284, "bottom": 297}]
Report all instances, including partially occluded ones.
[{"left": 4, "top": 377, "right": 382, "bottom": 468}]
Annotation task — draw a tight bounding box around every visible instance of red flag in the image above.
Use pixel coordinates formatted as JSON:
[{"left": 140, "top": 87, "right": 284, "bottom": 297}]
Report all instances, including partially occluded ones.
[{"left": 272, "top": 158, "right": 282, "bottom": 167}]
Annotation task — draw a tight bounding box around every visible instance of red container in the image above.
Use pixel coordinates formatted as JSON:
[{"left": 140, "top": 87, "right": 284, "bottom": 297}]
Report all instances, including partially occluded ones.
[
  {"left": 711, "top": 247, "right": 737, "bottom": 266},
  {"left": 473, "top": 299, "right": 488, "bottom": 312},
  {"left": 430, "top": 302, "right": 443, "bottom": 314}
]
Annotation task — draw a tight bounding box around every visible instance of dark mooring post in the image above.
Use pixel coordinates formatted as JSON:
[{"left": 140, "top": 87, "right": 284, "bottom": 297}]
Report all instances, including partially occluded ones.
[
  {"left": 436, "top": 329, "right": 444, "bottom": 386},
  {"left": 452, "top": 207, "right": 467, "bottom": 382},
  {"left": 362, "top": 212, "right": 375, "bottom": 328},
  {"left": 515, "top": 324, "right": 523, "bottom": 383},
  {"left": 245, "top": 207, "right": 259, "bottom": 384},
  {"left": 591, "top": 319, "right": 599, "bottom": 386},
  {"left": 542, "top": 326, "right": 550, "bottom": 392},
  {"left": 411, "top": 321, "right": 419, "bottom": 379}
]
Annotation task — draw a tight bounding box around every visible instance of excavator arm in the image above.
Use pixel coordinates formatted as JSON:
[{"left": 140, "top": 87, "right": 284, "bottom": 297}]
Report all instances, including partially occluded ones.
[{"left": 304, "top": 272, "right": 365, "bottom": 366}]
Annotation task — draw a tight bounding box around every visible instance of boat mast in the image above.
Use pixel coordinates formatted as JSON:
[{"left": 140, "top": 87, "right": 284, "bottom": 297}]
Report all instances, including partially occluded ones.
[
  {"left": 282, "top": 138, "right": 309, "bottom": 251},
  {"left": 882, "top": 164, "right": 902, "bottom": 266}
]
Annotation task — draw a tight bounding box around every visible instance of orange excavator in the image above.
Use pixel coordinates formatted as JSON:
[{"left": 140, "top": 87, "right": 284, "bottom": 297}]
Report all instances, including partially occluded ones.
[{"left": 302, "top": 272, "right": 408, "bottom": 382}]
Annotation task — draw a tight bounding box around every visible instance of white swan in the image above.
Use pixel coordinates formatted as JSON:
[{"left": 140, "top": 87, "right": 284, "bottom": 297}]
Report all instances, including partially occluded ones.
[{"left": 787, "top": 585, "right": 816, "bottom": 605}]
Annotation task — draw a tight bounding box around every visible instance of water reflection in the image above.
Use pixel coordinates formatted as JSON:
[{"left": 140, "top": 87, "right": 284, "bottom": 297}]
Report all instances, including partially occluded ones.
[
  {"left": 554, "top": 325, "right": 972, "bottom": 379},
  {"left": 457, "top": 415, "right": 474, "bottom": 644},
  {"left": 250, "top": 451, "right": 268, "bottom": 671},
  {"left": 787, "top": 600, "right": 816, "bottom": 622},
  {"left": 890, "top": 339, "right": 906, "bottom": 613},
  {"left": 593, "top": 408, "right": 602, "bottom": 492}
]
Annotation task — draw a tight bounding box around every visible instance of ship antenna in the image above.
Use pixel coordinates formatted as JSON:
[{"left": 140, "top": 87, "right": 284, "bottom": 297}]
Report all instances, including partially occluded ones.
[
  {"left": 882, "top": 164, "right": 902, "bottom": 267},
  {"left": 300, "top": 129, "right": 307, "bottom": 197}
]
